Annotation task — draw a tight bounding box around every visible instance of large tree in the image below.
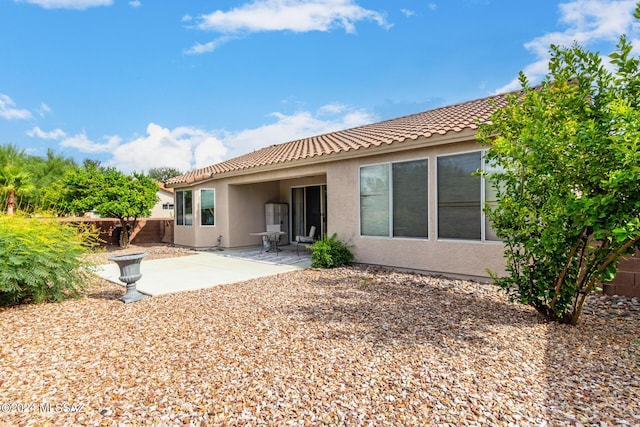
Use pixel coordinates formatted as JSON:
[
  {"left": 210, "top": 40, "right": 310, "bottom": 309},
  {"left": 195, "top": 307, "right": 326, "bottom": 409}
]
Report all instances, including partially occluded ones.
[
  {"left": 55, "top": 165, "right": 158, "bottom": 247},
  {"left": 147, "top": 166, "right": 183, "bottom": 182},
  {"left": 24, "top": 149, "right": 77, "bottom": 211},
  {"left": 478, "top": 27, "right": 640, "bottom": 324}
]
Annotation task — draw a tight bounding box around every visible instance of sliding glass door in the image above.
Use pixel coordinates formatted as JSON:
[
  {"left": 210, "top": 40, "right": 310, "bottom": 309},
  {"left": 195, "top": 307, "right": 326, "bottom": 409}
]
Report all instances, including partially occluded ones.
[{"left": 291, "top": 185, "right": 326, "bottom": 242}]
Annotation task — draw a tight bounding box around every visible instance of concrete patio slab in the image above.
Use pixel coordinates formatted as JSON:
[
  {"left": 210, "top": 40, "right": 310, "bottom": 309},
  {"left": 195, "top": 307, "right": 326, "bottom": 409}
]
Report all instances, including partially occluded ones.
[{"left": 95, "top": 251, "right": 309, "bottom": 297}]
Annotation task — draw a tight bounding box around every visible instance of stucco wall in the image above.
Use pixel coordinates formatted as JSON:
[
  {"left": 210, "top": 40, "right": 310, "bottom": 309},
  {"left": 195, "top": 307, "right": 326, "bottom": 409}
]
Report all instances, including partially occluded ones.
[
  {"left": 228, "top": 181, "right": 281, "bottom": 247},
  {"left": 171, "top": 133, "right": 507, "bottom": 279},
  {"left": 172, "top": 182, "right": 227, "bottom": 249},
  {"left": 324, "top": 139, "right": 506, "bottom": 280},
  {"left": 150, "top": 190, "right": 174, "bottom": 218}
]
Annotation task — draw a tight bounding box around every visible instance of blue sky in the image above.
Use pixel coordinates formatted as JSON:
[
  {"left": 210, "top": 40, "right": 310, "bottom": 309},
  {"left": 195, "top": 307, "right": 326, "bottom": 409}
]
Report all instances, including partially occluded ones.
[{"left": 1, "top": 0, "right": 639, "bottom": 173}]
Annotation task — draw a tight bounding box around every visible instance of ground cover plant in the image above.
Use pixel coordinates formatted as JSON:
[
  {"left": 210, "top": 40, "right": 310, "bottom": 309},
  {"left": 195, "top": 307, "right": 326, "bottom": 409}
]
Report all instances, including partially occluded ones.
[
  {"left": 311, "top": 233, "right": 354, "bottom": 268},
  {"left": 478, "top": 11, "right": 640, "bottom": 324},
  {"left": 0, "top": 215, "right": 99, "bottom": 305}
]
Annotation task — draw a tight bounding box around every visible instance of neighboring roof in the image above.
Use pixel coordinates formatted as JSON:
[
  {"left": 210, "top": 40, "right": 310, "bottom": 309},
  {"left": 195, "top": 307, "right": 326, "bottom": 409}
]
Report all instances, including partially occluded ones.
[
  {"left": 157, "top": 181, "right": 174, "bottom": 194},
  {"left": 166, "top": 92, "right": 512, "bottom": 186}
]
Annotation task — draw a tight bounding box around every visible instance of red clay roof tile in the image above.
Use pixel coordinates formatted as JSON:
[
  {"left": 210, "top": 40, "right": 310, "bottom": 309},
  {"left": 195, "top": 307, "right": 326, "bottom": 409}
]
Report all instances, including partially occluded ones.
[{"left": 165, "top": 92, "right": 511, "bottom": 186}]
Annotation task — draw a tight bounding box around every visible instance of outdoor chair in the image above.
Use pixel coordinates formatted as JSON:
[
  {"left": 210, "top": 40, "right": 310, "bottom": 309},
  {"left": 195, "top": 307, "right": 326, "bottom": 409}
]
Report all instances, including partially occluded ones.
[
  {"left": 296, "top": 225, "right": 316, "bottom": 256},
  {"left": 261, "top": 224, "right": 282, "bottom": 253}
]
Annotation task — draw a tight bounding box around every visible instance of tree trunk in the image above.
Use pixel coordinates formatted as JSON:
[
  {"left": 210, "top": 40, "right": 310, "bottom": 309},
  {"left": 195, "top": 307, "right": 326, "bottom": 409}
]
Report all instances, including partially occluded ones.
[
  {"left": 118, "top": 219, "right": 130, "bottom": 248},
  {"left": 6, "top": 190, "right": 15, "bottom": 215}
]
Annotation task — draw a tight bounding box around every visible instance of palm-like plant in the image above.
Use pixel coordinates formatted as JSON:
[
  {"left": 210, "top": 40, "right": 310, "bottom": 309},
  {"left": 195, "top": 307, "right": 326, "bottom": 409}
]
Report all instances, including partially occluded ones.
[{"left": 0, "top": 145, "right": 34, "bottom": 215}]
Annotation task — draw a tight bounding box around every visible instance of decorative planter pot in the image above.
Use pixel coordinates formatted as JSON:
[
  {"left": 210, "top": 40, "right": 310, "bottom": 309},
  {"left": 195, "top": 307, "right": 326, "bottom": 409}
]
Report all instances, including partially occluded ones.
[{"left": 108, "top": 252, "right": 148, "bottom": 303}]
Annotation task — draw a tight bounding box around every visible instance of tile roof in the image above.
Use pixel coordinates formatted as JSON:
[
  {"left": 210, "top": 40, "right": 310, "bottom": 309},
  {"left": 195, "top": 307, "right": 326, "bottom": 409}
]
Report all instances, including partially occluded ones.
[
  {"left": 157, "top": 181, "right": 174, "bottom": 194},
  {"left": 165, "top": 92, "right": 511, "bottom": 186}
]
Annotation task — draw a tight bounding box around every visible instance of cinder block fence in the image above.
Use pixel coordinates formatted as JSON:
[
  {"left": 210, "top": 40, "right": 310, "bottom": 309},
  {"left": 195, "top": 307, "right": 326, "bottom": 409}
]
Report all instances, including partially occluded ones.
[
  {"left": 59, "top": 218, "right": 174, "bottom": 247},
  {"left": 604, "top": 250, "right": 640, "bottom": 297}
]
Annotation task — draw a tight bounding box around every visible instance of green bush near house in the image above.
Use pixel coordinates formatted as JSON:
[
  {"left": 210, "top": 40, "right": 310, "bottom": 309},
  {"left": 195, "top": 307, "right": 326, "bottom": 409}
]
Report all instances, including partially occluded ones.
[
  {"left": 0, "top": 215, "right": 99, "bottom": 306},
  {"left": 311, "top": 234, "right": 354, "bottom": 269},
  {"left": 477, "top": 29, "right": 640, "bottom": 325}
]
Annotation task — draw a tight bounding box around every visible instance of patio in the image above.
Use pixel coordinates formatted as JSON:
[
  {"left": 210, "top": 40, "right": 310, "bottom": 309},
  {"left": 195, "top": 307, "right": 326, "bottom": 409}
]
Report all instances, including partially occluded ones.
[
  {"left": 1, "top": 259, "right": 638, "bottom": 425},
  {"left": 95, "top": 245, "right": 312, "bottom": 296}
]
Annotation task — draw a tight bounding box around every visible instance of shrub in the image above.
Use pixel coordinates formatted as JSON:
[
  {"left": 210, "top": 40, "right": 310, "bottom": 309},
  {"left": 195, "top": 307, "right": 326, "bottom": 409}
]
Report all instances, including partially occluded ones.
[
  {"left": 311, "top": 233, "right": 354, "bottom": 268},
  {"left": 0, "top": 215, "right": 99, "bottom": 306},
  {"left": 477, "top": 32, "right": 640, "bottom": 325}
]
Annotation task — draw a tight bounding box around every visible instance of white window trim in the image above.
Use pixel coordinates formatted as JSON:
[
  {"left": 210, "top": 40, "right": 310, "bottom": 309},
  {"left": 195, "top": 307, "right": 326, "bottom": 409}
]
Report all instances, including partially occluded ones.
[
  {"left": 199, "top": 188, "right": 216, "bottom": 227},
  {"left": 175, "top": 190, "right": 193, "bottom": 227},
  {"left": 435, "top": 149, "right": 501, "bottom": 243},
  {"left": 358, "top": 158, "right": 429, "bottom": 240}
]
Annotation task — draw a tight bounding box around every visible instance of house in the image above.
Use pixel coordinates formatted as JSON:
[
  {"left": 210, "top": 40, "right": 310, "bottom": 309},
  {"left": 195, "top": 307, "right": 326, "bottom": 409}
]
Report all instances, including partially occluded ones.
[
  {"left": 165, "top": 93, "right": 512, "bottom": 281},
  {"left": 150, "top": 182, "right": 175, "bottom": 218}
]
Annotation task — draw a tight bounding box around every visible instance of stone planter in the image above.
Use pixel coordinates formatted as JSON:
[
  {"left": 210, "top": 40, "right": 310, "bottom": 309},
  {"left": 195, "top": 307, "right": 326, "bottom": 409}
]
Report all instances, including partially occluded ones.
[{"left": 108, "top": 252, "right": 148, "bottom": 303}]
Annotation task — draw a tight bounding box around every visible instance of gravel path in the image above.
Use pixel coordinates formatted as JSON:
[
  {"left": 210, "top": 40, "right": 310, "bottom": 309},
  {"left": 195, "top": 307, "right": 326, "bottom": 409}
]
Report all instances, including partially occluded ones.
[{"left": 0, "top": 245, "right": 638, "bottom": 426}]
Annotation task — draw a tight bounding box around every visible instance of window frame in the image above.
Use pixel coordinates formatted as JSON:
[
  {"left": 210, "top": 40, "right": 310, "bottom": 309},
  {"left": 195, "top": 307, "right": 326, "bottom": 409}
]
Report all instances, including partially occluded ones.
[
  {"left": 359, "top": 158, "right": 429, "bottom": 239},
  {"left": 435, "top": 149, "right": 501, "bottom": 242},
  {"left": 200, "top": 188, "right": 215, "bottom": 227},
  {"left": 175, "top": 190, "right": 193, "bottom": 226}
]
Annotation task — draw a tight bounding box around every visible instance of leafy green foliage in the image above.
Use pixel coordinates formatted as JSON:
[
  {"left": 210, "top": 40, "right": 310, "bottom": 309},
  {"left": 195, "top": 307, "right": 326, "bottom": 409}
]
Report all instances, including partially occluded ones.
[
  {"left": 0, "top": 215, "right": 99, "bottom": 306},
  {"left": 24, "top": 149, "right": 77, "bottom": 211},
  {"left": 0, "top": 144, "right": 78, "bottom": 214},
  {"left": 52, "top": 165, "right": 159, "bottom": 247},
  {"left": 0, "top": 144, "right": 34, "bottom": 215},
  {"left": 147, "top": 166, "right": 183, "bottom": 182},
  {"left": 477, "top": 34, "right": 640, "bottom": 324},
  {"left": 311, "top": 234, "right": 354, "bottom": 268}
]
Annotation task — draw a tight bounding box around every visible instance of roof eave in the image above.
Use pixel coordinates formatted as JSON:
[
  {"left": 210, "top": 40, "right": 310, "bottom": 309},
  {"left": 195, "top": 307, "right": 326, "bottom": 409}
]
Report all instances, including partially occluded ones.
[{"left": 167, "top": 128, "right": 479, "bottom": 188}]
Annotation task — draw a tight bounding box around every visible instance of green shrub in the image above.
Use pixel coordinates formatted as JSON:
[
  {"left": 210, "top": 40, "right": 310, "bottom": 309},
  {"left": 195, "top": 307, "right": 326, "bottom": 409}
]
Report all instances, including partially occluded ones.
[
  {"left": 0, "top": 215, "right": 99, "bottom": 305},
  {"left": 311, "top": 233, "right": 354, "bottom": 268}
]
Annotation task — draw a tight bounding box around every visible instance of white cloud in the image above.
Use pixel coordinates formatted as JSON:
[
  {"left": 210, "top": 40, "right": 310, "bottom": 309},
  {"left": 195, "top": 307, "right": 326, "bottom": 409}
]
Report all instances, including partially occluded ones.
[
  {"left": 61, "top": 132, "right": 121, "bottom": 153},
  {"left": 0, "top": 94, "right": 32, "bottom": 120},
  {"left": 221, "top": 104, "right": 376, "bottom": 159},
  {"left": 37, "top": 102, "right": 51, "bottom": 117},
  {"left": 129, "top": 0, "right": 141, "bottom": 7},
  {"left": 428, "top": 3, "right": 437, "bottom": 12},
  {"left": 27, "top": 126, "right": 66, "bottom": 139},
  {"left": 317, "top": 103, "right": 347, "bottom": 115},
  {"left": 34, "top": 104, "right": 374, "bottom": 174},
  {"left": 108, "top": 123, "right": 227, "bottom": 173},
  {"left": 193, "top": 0, "right": 391, "bottom": 34},
  {"left": 496, "top": 0, "right": 638, "bottom": 93},
  {"left": 184, "top": 36, "right": 236, "bottom": 55},
  {"left": 15, "top": 0, "right": 112, "bottom": 9},
  {"left": 400, "top": 9, "right": 415, "bottom": 17},
  {"left": 114, "top": 104, "right": 374, "bottom": 173}
]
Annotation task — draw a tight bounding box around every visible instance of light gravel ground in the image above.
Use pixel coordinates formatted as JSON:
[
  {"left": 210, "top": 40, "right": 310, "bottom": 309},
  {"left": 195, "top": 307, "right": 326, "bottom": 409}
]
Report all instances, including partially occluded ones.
[{"left": 0, "top": 245, "right": 638, "bottom": 426}]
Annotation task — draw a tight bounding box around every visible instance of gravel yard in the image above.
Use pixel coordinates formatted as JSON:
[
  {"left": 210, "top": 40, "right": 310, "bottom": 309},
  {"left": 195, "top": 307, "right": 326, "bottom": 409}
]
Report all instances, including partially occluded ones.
[{"left": 1, "top": 245, "right": 639, "bottom": 426}]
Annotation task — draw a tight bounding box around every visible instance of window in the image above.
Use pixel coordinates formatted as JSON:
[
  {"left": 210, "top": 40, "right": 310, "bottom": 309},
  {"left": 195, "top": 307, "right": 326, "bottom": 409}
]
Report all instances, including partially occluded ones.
[
  {"left": 483, "top": 162, "right": 502, "bottom": 241},
  {"left": 200, "top": 189, "right": 215, "bottom": 226},
  {"left": 437, "top": 151, "right": 500, "bottom": 241},
  {"left": 360, "top": 164, "right": 389, "bottom": 236},
  {"left": 360, "top": 159, "right": 428, "bottom": 238},
  {"left": 175, "top": 190, "right": 192, "bottom": 226}
]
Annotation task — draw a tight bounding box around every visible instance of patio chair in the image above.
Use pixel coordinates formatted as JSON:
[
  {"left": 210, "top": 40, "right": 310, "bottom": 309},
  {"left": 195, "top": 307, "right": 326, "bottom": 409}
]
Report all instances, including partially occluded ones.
[
  {"left": 261, "top": 224, "right": 282, "bottom": 253},
  {"left": 296, "top": 225, "right": 316, "bottom": 256}
]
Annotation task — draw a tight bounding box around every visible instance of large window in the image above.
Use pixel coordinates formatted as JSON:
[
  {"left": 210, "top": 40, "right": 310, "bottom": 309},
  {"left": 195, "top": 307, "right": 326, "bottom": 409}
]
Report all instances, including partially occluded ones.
[
  {"left": 176, "top": 190, "right": 193, "bottom": 226},
  {"left": 360, "top": 159, "right": 428, "bottom": 238},
  {"left": 360, "top": 164, "right": 389, "bottom": 236},
  {"left": 200, "top": 189, "right": 215, "bottom": 226},
  {"left": 437, "top": 151, "right": 500, "bottom": 241}
]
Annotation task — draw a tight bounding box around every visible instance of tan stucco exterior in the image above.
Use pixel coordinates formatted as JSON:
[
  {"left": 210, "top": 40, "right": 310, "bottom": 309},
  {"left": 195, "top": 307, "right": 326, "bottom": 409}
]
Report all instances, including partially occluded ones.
[
  {"left": 172, "top": 131, "right": 507, "bottom": 280},
  {"left": 150, "top": 189, "right": 175, "bottom": 218}
]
